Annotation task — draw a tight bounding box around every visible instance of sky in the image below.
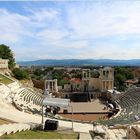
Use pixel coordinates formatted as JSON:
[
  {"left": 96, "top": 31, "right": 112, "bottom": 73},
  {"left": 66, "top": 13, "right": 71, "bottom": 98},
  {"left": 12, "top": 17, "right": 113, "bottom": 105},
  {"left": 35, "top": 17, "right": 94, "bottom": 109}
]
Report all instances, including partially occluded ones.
[{"left": 0, "top": 1, "right": 140, "bottom": 61}]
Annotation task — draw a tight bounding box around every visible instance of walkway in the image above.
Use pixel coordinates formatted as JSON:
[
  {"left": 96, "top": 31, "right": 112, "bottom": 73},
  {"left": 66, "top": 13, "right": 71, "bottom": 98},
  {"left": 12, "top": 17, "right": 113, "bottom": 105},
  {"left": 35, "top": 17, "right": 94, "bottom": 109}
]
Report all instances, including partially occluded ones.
[{"left": 0, "top": 102, "right": 93, "bottom": 133}]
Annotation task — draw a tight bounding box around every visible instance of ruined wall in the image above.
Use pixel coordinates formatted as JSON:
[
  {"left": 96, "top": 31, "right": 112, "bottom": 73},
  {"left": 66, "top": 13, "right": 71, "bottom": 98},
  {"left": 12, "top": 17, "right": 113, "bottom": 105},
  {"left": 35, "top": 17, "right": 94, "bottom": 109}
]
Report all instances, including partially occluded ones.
[{"left": 126, "top": 124, "right": 140, "bottom": 139}]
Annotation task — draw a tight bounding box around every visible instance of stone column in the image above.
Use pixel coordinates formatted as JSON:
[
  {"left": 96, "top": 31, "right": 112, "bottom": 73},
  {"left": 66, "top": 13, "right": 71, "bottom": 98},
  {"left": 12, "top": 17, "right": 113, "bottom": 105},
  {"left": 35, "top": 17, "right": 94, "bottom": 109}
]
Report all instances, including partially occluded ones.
[
  {"left": 102, "top": 81, "right": 104, "bottom": 90},
  {"left": 52, "top": 81, "right": 54, "bottom": 91},
  {"left": 48, "top": 81, "right": 50, "bottom": 91},
  {"left": 51, "top": 81, "right": 53, "bottom": 91},
  {"left": 110, "top": 81, "right": 112, "bottom": 89},
  {"left": 45, "top": 80, "right": 46, "bottom": 90},
  {"left": 104, "top": 81, "right": 106, "bottom": 90},
  {"left": 55, "top": 79, "right": 58, "bottom": 92}
]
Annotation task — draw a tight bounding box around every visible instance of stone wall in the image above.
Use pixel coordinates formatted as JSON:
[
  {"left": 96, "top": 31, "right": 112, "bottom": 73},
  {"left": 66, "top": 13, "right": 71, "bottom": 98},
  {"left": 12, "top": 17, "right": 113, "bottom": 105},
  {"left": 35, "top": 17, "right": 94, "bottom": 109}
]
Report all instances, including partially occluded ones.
[
  {"left": 32, "top": 79, "right": 44, "bottom": 90},
  {"left": 126, "top": 124, "right": 140, "bottom": 139},
  {"left": 0, "top": 84, "right": 10, "bottom": 98}
]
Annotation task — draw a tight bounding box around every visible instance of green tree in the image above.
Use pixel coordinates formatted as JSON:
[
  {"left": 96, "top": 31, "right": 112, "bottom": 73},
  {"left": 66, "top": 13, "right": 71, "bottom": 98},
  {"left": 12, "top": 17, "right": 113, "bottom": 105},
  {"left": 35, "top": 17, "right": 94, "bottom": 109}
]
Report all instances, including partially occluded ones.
[
  {"left": 58, "top": 79, "right": 70, "bottom": 86},
  {"left": 12, "top": 68, "right": 29, "bottom": 80},
  {"left": 0, "top": 44, "right": 15, "bottom": 69},
  {"left": 91, "top": 71, "right": 100, "bottom": 78},
  {"left": 33, "top": 69, "right": 44, "bottom": 76},
  {"left": 52, "top": 70, "right": 63, "bottom": 80},
  {"left": 70, "top": 70, "right": 82, "bottom": 79},
  {"left": 114, "top": 67, "right": 134, "bottom": 91}
]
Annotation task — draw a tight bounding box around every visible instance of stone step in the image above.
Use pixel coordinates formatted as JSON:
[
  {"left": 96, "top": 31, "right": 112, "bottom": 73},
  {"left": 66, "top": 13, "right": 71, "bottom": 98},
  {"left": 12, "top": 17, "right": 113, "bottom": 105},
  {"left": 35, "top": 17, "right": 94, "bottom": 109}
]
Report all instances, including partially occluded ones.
[{"left": 79, "top": 132, "right": 92, "bottom": 140}]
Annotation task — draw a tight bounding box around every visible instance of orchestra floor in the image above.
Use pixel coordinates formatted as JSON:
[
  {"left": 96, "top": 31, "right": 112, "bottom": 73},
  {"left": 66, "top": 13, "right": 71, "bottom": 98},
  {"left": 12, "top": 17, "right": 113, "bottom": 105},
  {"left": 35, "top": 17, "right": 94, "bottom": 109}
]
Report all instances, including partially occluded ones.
[
  {"left": 59, "top": 99, "right": 110, "bottom": 121},
  {"left": 60, "top": 113, "right": 108, "bottom": 121},
  {"left": 60, "top": 99, "right": 110, "bottom": 113}
]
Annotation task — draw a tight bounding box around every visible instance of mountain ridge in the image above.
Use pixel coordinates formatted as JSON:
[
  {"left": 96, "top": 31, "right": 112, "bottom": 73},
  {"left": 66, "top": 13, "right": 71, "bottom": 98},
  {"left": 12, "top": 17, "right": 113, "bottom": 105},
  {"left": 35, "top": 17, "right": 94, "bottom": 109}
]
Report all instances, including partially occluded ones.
[{"left": 17, "top": 59, "right": 140, "bottom": 66}]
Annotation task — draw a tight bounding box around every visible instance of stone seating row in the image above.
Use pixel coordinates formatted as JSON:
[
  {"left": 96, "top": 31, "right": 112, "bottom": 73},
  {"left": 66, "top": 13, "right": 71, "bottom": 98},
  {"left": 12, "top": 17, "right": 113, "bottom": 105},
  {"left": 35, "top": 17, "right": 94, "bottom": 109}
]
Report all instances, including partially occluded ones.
[
  {"left": 0, "top": 122, "right": 39, "bottom": 136},
  {"left": 116, "top": 87, "right": 140, "bottom": 108},
  {"left": 13, "top": 88, "right": 44, "bottom": 113},
  {"left": 0, "top": 84, "right": 11, "bottom": 99},
  {"left": 21, "top": 89, "right": 43, "bottom": 105},
  {"left": 103, "top": 104, "right": 140, "bottom": 126},
  {"left": 7, "top": 82, "right": 20, "bottom": 93},
  {"left": 117, "top": 97, "right": 140, "bottom": 108}
]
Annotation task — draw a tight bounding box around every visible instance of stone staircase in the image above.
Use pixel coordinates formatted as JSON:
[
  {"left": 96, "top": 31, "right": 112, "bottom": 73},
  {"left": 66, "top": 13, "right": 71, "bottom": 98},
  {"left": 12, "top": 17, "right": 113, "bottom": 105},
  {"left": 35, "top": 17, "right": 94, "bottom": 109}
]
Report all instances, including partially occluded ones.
[
  {"left": 79, "top": 132, "right": 92, "bottom": 139},
  {"left": 0, "top": 122, "right": 40, "bottom": 136}
]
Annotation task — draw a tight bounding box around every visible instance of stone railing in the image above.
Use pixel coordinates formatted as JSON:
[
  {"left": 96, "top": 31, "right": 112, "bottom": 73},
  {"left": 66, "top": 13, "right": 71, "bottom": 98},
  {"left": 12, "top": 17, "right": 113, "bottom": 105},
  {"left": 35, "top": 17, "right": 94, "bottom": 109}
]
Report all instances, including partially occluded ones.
[{"left": 126, "top": 124, "right": 140, "bottom": 139}]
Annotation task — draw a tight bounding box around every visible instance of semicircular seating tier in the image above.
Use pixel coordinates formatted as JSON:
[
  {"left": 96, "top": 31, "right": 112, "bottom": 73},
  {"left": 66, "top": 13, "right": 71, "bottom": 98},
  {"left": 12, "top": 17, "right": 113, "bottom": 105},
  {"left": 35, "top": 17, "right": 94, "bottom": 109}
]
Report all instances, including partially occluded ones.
[
  {"left": 13, "top": 87, "right": 44, "bottom": 114},
  {"left": 102, "top": 87, "right": 140, "bottom": 126}
]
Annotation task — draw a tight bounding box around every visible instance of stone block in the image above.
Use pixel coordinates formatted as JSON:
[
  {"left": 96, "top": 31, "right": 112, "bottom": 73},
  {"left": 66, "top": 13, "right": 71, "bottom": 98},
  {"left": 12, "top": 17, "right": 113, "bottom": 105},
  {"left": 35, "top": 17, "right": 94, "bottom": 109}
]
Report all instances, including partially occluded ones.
[{"left": 126, "top": 125, "right": 140, "bottom": 139}]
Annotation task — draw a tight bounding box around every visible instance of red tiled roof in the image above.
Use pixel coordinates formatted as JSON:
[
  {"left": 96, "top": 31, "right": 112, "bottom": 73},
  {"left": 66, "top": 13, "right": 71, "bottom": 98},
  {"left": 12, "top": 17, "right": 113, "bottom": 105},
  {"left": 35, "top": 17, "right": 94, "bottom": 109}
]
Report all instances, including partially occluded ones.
[
  {"left": 125, "top": 79, "right": 138, "bottom": 84},
  {"left": 63, "top": 77, "right": 70, "bottom": 81},
  {"left": 70, "top": 78, "right": 82, "bottom": 83}
]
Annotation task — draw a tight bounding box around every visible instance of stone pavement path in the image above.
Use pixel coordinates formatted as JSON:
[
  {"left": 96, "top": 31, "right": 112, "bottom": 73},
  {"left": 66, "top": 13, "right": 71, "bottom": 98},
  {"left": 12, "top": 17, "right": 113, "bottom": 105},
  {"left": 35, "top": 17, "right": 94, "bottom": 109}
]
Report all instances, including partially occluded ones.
[
  {"left": 107, "top": 128, "right": 127, "bottom": 139},
  {"left": 79, "top": 132, "right": 92, "bottom": 139},
  {"left": 0, "top": 103, "right": 93, "bottom": 133}
]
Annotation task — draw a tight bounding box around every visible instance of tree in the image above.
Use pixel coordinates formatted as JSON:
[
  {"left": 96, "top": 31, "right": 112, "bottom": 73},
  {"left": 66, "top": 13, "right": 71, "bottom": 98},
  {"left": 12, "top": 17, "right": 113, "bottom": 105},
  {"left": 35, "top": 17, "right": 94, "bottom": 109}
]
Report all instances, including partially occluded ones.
[
  {"left": 33, "top": 69, "right": 44, "bottom": 76},
  {"left": 58, "top": 79, "right": 70, "bottom": 86},
  {"left": 52, "top": 70, "right": 63, "bottom": 80},
  {"left": 70, "top": 70, "right": 82, "bottom": 79},
  {"left": 91, "top": 71, "right": 100, "bottom": 78},
  {"left": 12, "top": 68, "right": 29, "bottom": 80},
  {"left": 114, "top": 67, "right": 134, "bottom": 91},
  {"left": 0, "top": 44, "right": 15, "bottom": 70}
]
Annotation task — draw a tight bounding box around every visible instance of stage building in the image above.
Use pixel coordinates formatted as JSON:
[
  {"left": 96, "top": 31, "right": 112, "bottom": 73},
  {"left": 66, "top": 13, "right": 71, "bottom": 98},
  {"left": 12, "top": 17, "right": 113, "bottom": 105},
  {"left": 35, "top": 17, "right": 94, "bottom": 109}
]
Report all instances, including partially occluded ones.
[{"left": 57, "top": 67, "right": 114, "bottom": 102}]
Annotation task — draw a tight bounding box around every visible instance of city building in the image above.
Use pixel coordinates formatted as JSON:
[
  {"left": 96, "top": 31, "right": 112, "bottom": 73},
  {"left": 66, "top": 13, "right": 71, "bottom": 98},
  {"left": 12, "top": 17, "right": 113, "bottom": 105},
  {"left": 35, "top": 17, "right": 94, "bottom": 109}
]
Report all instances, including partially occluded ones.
[
  {"left": 57, "top": 67, "right": 114, "bottom": 101},
  {"left": 0, "top": 59, "right": 9, "bottom": 69}
]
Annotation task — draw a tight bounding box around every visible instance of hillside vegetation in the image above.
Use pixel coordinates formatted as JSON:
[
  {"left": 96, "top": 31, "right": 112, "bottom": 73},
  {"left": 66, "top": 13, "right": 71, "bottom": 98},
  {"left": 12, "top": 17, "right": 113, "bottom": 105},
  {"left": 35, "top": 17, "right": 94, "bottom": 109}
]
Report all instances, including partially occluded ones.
[
  {"left": 0, "top": 130, "right": 78, "bottom": 139},
  {"left": 0, "top": 44, "right": 29, "bottom": 80},
  {"left": 0, "top": 73, "right": 13, "bottom": 84}
]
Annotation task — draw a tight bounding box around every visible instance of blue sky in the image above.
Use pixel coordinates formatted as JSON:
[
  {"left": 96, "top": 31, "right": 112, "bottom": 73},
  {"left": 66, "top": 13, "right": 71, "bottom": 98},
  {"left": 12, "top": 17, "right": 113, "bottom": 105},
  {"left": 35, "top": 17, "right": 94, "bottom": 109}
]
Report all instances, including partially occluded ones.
[{"left": 0, "top": 1, "right": 140, "bottom": 61}]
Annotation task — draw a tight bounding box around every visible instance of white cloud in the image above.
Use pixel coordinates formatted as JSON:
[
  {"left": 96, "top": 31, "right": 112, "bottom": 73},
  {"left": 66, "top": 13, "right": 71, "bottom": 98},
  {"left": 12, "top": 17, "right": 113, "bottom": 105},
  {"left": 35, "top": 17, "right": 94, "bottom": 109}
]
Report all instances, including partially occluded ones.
[
  {"left": 60, "top": 40, "right": 88, "bottom": 49},
  {"left": 30, "top": 8, "right": 59, "bottom": 22},
  {"left": 1, "top": 2, "right": 140, "bottom": 60},
  {"left": 67, "top": 2, "right": 140, "bottom": 39},
  {"left": 0, "top": 7, "right": 61, "bottom": 43},
  {"left": 37, "top": 29, "right": 68, "bottom": 41},
  {"left": 0, "top": 9, "right": 31, "bottom": 43},
  {"left": 74, "top": 44, "right": 140, "bottom": 60},
  {"left": 25, "top": 7, "right": 62, "bottom": 28}
]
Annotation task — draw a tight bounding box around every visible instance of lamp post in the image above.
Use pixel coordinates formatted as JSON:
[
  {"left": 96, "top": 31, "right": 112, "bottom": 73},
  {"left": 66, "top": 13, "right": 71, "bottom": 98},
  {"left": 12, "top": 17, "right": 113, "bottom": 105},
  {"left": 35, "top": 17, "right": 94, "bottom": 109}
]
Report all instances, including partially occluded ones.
[
  {"left": 70, "top": 105, "right": 74, "bottom": 131},
  {"left": 41, "top": 106, "right": 44, "bottom": 130}
]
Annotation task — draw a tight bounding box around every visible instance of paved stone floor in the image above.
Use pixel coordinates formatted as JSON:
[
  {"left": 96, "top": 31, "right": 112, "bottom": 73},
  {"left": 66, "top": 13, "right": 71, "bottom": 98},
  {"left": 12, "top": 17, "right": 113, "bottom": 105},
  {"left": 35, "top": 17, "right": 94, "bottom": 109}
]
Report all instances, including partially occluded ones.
[
  {"left": 66, "top": 99, "right": 109, "bottom": 113},
  {"left": 60, "top": 113, "right": 108, "bottom": 121},
  {"left": 0, "top": 99, "right": 129, "bottom": 139},
  {"left": 0, "top": 101, "right": 94, "bottom": 133},
  {"left": 59, "top": 99, "right": 109, "bottom": 121},
  {"left": 107, "top": 128, "right": 127, "bottom": 139},
  {"left": 79, "top": 132, "right": 92, "bottom": 139}
]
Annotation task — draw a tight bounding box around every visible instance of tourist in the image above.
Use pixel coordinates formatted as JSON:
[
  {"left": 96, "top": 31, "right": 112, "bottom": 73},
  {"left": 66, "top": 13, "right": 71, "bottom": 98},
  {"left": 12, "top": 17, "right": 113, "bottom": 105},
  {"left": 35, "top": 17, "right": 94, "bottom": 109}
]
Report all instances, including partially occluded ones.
[{"left": 134, "top": 115, "right": 139, "bottom": 121}]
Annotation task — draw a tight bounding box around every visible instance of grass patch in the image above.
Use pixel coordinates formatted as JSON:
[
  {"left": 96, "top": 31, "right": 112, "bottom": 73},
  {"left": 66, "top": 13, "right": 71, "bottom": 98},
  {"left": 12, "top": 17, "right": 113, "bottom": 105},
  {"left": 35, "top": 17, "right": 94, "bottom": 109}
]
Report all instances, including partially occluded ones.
[
  {"left": 0, "top": 119, "right": 11, "bottom": 125},
  {"left": 0, "top": 130, "right": 78, "bottom": 139},
  {"left": 0, "top": 73, "right": 13, "bottom": 85}
]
